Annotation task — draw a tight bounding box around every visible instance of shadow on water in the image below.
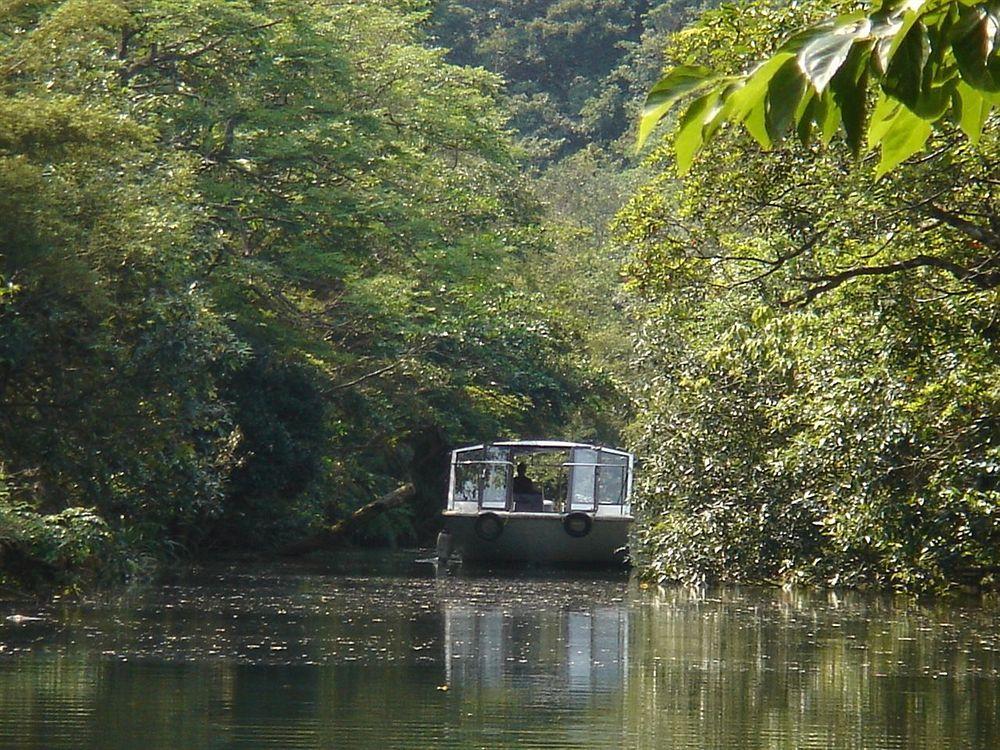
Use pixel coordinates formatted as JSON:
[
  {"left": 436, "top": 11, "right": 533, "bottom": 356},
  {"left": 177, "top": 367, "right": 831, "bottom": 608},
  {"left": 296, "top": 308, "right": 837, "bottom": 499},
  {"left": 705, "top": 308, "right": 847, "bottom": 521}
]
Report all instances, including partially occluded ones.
[{"left": 0, "top": 550, "right": 997, "bottom": 749}]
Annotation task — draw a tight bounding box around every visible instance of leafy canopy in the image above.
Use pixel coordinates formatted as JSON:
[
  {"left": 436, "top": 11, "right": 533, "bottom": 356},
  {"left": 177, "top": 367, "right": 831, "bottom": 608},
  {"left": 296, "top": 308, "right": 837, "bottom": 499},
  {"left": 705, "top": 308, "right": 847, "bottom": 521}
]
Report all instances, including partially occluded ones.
[{"left": 637, "top": 0, "right": 1000, "bottom": 176}]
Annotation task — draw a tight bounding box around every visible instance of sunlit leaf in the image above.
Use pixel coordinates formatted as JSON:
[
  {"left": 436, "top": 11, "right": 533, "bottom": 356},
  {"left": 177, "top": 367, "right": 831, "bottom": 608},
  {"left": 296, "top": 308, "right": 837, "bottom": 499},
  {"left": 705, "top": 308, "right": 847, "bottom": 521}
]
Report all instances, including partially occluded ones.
[
  {"left": 743, "top": 100, "right": 772, "bottom": 150},
  {"left": 639, "top": 0, "right": 1000, "bottom": 175},
  {"left": 728, "top": 52, "right": 796, "bottom": 119},
  {"left": 874, "top": 102, "right": 932, "bottom": 177},
  {"left": 798, "top": 19, "right": 869, "bottom": 92},
  {"left": 637, "top": 65, "right": 717, "bottom": 149},
  {"left": 954, "top": 79, "right": 993, "bottom": 141},
  {"left": 675, "top": 90, "right": 718, "bottom": 175}
]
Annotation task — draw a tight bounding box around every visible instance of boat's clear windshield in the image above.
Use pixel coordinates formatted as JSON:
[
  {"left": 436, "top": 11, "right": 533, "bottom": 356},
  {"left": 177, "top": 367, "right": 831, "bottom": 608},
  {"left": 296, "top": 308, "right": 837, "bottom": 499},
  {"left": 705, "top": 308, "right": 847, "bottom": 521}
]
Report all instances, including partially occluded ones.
[
  {"left": 449, "top": 443, "right": 631, "bottom": 513},
  {"left": 481, "top": 445, "right": 509, "bottom": 509}
]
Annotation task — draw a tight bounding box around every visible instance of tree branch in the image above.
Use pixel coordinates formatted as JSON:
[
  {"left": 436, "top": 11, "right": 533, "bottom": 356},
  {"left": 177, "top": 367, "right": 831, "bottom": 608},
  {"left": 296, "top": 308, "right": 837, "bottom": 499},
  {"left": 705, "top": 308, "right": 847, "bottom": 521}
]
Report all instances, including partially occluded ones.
[
  {"left": 924, "top": 204, "right": 1000, "bottom": 250},
  {"left": 785, "top": 253, "right": 1000, "bottom": 306},
  {"left": 121, "top": 20, "right": 282, "bottom": 81}
]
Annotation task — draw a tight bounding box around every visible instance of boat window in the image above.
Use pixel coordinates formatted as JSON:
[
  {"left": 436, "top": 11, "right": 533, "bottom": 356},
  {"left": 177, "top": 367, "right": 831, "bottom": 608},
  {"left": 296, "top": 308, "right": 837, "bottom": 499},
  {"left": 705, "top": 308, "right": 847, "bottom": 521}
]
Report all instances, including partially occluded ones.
[
  {"left": 510, "top": 449, "right": 568, "bottom": 512},
  {"left": 454, "top": 447, "right": 484, "bottom": 463},
  {"left": 453, "top": 463, "right": 480, "bottom": 504},
  {"left": 596, "top": 452, "right": 628, "bottom": 505},
  {"left": 568, "top": 448, "right": 598, "bottom": 511},
  {"left": 480, "top": 446, "right": 510, "bottom": 509},
  {"left": 451, "top": 443, "right": 632, "bottom": 512}
]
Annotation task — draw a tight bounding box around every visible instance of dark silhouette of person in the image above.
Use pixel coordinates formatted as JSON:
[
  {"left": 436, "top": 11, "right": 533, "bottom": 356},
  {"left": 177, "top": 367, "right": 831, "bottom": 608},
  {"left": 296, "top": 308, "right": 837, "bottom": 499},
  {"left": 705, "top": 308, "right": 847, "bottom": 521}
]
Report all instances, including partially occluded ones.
[{"left": 512, "top": 462, "right": 536, "bottom": 495}]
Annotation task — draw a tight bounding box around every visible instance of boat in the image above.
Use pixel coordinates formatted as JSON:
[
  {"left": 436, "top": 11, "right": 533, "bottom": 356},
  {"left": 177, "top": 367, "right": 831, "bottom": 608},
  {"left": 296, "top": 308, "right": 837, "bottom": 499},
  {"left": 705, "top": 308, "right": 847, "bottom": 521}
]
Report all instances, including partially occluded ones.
[{"left": 438, "top": 440, "right": 634, "bottom": 565}]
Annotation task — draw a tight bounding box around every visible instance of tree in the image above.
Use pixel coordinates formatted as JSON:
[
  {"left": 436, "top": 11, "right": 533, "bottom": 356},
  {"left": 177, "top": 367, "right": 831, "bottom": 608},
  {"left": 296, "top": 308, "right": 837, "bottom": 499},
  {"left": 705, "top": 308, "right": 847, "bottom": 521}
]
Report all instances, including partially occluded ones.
[
  {"left": 1, "top": 0, "right": 619, "bottom": 585},
  {"left": 432, "top": 0, "right": 709, "bottom": 161},
  {"left": 617, "top": 0, "right": 1000, "bottom": 592}
]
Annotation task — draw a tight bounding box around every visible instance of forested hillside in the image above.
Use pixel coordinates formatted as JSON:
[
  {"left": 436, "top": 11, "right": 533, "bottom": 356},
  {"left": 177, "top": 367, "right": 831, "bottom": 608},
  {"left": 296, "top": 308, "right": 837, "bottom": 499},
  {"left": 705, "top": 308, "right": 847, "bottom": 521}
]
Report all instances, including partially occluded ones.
[{"left": 432, "top": 0, "right": 705, "bottom": 161}]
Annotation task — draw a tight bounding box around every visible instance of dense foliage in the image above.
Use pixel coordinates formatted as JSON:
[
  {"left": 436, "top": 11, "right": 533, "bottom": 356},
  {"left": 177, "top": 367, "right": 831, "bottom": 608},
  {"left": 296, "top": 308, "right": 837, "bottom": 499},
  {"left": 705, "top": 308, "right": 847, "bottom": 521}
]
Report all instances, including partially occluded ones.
[
  {"left": 621, "top": 0, "right": 1000, "bottom": 592},
  {"left": 0, "top": 0, "right": 616, "bottom": 587},
  {"left": 432, "top": 0, "right": 707, "bottom": 161},
  {"left": 5, "top": 0, "right": 994, "bottom": 597}
]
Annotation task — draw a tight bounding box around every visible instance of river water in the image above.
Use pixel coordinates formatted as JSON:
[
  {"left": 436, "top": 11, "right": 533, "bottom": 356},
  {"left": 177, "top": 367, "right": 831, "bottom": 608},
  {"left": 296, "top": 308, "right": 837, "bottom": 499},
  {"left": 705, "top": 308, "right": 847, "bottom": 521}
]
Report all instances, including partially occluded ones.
[{"left": 0, "top": 553, "right": 997, "bottom": 749}]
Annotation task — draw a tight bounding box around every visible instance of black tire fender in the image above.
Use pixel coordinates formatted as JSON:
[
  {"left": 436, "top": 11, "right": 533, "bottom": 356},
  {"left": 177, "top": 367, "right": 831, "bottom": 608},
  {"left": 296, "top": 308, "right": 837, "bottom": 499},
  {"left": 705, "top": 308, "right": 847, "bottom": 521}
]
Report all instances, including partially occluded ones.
[
  {"left": 474, "top": 512, "right": 504, "bottom": 542},
  {"left": 563, "top": 511, "right": 593, "bottom": 538}
]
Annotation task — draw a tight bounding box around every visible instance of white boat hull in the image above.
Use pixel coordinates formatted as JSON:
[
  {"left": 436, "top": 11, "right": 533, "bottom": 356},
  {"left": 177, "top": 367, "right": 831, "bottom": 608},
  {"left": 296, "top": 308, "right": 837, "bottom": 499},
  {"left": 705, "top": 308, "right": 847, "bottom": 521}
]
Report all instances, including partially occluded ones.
[{"left": 442, "top": 511, "right": 631, "bottom": 565}]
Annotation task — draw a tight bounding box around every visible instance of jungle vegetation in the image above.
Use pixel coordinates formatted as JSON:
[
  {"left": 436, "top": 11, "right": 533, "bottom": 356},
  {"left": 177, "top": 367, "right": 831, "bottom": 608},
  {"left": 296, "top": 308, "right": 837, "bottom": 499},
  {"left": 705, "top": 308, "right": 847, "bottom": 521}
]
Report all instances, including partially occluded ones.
[
  {"left": 623, "top": 0, "right": 1000, "bottom": 592},
  {"left": 1, "top": 0, "right": 997, "bottom": 595},
  {"left": 0, "top": 0, "right": 629, "bottom": 588}
]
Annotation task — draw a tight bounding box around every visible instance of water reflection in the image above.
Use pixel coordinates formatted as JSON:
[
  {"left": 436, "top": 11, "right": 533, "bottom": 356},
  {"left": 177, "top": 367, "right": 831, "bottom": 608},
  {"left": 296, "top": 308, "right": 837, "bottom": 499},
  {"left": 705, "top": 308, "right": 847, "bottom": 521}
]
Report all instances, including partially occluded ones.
[
  {"left": 444, "top": 604, "right": 628, "bottom": 696},
  {"left": 0, "top": 557, "right": 997, "bottom": 749}
]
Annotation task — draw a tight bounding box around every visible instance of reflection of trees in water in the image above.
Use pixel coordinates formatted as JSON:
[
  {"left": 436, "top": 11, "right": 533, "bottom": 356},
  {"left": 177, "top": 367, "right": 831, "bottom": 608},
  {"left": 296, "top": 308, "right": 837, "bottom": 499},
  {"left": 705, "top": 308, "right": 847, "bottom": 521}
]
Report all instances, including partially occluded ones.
[
  {"left": 1, "top": 581, "right": 998, "bottom": 749},
  {"left": 624, "top": 587, "right": 1000, "bottom": 749}
]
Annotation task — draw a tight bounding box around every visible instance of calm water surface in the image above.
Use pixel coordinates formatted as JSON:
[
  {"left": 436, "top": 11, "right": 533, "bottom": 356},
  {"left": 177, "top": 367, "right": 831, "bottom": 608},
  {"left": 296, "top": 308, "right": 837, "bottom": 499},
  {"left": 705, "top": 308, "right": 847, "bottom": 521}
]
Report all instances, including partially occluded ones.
[{"left": 1, "top": 553, "right": 997, "bottom": 749}]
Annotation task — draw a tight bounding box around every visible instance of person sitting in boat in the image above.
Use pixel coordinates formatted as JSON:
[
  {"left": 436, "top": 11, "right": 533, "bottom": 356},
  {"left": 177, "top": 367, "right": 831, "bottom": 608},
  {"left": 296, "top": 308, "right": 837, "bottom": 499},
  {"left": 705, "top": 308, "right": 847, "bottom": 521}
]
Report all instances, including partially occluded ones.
[
  {"left": 512, "top": 463, "right": 543, "bottom": 511},
  {"left": 513, "top": 462, "right": 536, "bottom": 493}
]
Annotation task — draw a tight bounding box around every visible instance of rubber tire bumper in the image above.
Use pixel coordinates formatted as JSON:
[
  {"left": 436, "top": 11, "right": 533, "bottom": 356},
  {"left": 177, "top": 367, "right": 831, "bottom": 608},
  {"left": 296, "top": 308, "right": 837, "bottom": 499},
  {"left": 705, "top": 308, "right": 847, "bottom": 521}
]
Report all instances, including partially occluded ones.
[
  {"left": 563, "top": 511, "right": 593, "bottom": 538},
  {"left": 474, "top": 512, "right": 505, "bottom": 542}
]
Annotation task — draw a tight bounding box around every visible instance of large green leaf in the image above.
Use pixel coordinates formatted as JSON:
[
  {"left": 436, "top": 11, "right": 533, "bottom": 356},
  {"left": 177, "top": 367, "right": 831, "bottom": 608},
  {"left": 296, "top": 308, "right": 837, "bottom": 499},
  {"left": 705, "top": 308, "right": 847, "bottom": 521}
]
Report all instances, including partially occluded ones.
[
  {"left": 640, "top": 0, "right": 1000, "bottom": 176},
  {"left": 954, "top": 79, "right": 992, "bottom": 141},
  {"left": 883, "top": 2, "right": 929, "bottom": 66},
  {"left": 728, "top": 52, "right": 796, "bottom": 119},
  {"left": 743, "top": 100, "right": 772, "bottom": 150},
  {"left": 872, "top": 100, "right": 933, "bottom": 176},
  {"left": 867, "top": 93, "right": 900, "bottom": 147},
  {"left": 883, "top": 20, "right": 931, "bottom": 107},
  {"left": 830, "top": 41, "right": 875, "bottom": 154},
  {"left": 798, "top": 18, "right": 870, "bottom": 92},
  {"left": 816, "top": 88, "right": 843, "bottom": 144},
  {"left": 795, "top": 90, "right": 819, "bottom": 144},
  {"left": 951, "top": 2, "right": 1000, "bottom": 92},
  {"left": 637, "top": 65, "right": 717, "bottom": 149},
  {"left": 766, "top": 57, "right": 809, "bottom": 140},
  {"left": 675, "top": 90, "right": 719, "bottom": 175}
]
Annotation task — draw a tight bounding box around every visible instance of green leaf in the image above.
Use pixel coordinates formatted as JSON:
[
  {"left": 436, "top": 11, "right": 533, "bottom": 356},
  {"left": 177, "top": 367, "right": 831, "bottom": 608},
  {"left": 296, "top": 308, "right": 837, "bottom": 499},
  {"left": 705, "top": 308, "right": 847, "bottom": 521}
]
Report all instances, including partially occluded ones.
[
  {"left": 636, "top": 0, "right": 998, "bottom": 175},
  {"left": 796, "top": 92, "right": 818, "bottom": 144},
  {"left": 728, "top": 52, "right": 796, "bottom": 119},
  {"left": 883, "top": 5, "right": 926, "bottom": 67},
  {"left": 798, "top": 19, "right": 869, "bottom": 92},
  {"left": 951, "top": 3, "right": 1000, "bottom": 93},
  {"left": 766, "top": 58, "right": 808, "bottom": 140},
  {"left": 874, "top": 103, "right": 933, "bottom": 177},
  {"left": 954, "top": 79, "right": 992, "bottom": 142},
  {"left": 816, "top": 89, "right": 842, "bottom": 145},
  {"left": 703, "top": 81, "right": 744, "bottom": 142},
  {"left": 743, "top": 100, "right": 772, "bottom": 150},
  {"left": 883, "top": 21, "right": 931, "bottom": 108},
  {"left": 830, "top": 42, "right": 874, "bottom": 155},
  {"left": 675, "top": 90, "right": 719, "bottom": 175},
  {"left": 867, "top": 93, "right": 900, "bottom": 148},
  {"left": 638, "top": 65, "right": 717, "bottom": 150}
]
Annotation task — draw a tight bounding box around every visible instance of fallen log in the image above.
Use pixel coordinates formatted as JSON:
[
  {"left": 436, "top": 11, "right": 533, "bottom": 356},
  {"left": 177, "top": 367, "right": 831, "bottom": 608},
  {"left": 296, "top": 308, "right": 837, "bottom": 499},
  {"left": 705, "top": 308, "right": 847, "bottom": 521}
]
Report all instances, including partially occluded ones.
[{"left": 278, "top": 483, "right": 416, "bottom": 557}]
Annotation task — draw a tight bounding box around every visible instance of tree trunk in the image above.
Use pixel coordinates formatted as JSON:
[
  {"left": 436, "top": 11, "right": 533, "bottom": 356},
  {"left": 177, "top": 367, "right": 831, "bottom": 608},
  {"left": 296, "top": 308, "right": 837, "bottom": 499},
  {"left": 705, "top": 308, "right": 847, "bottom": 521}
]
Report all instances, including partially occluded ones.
[{"left": 278, "top": 483, "right": 416, "bottom": 557}]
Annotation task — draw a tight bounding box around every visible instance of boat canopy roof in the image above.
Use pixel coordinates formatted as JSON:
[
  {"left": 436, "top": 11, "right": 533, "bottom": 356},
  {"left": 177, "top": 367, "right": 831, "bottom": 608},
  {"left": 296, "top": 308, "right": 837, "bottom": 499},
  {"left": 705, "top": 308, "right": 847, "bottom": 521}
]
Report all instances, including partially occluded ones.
[{"left": 452, "top": 440, "right": 632, "bottom": 459}]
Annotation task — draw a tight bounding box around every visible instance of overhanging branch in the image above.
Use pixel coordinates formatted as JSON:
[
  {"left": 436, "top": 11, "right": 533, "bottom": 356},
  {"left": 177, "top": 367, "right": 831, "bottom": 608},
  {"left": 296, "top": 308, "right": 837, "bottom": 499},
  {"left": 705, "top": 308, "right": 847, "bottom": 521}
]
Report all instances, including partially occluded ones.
[{"left": 785, "top": 253, "right": 1000, "bottom": 306}]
